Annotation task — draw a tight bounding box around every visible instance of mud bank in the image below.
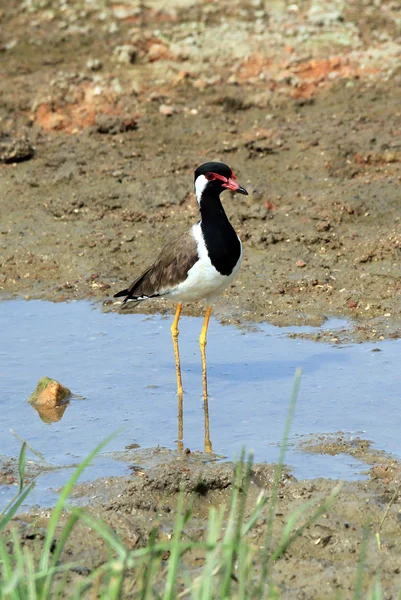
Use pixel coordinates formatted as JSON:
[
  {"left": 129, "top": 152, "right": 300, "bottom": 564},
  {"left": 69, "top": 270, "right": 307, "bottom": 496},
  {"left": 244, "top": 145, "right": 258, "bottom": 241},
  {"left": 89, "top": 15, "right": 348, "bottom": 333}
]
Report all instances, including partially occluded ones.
[
  {"left": 4, "top": 441, "right": 401, "bottom": 597},
  {"left": 0, "top": 0, "right": 400, "bottom": 339}
]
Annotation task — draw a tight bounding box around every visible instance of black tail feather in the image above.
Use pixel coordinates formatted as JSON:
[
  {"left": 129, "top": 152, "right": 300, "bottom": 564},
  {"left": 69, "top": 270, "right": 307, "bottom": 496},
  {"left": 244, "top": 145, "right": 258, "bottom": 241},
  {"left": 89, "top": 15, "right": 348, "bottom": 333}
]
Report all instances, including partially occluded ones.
[{"left": 114, "top": 289, "right": 129, "bottom": 298}]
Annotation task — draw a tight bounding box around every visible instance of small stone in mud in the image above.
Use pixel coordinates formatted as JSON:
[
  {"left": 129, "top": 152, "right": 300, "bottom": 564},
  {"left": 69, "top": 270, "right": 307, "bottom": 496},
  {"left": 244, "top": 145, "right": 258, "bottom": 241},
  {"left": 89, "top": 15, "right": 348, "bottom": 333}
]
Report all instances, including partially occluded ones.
[
  {"left": 347, "top": 299, "right": 358, "bottom": 309},
  {"left": 87, "top": 58, "right": 103, "bottom": 71},
  {"left": 113, "top": 44, "right": 137, "bottom": 64},
  {"left": 159, "top": 104, "right": 175, "bottom": 116},
  {"left": 28, "top": 377, "right": 71, "bottom": 408},
  {"left": 0, "top": 136, "right": 34, "bottom": 163},
  {"left": 296, "top": 260, "right": 306, "bottom": 268},
  {"left": 147, "top": 43, "right": 170, "bottom": 62},
  {"left": 94, "top": 115, "right": 138, "bottom": 134}
]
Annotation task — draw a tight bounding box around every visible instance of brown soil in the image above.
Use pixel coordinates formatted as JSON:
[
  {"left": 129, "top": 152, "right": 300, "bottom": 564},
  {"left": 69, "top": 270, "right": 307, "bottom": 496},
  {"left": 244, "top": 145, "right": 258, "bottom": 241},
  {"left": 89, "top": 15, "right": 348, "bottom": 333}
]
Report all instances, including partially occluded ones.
[
  {"left": 1, "top": 0, "right": 400, "bottom": 338},
  {"left": 2, "top": 0, "right": 401, "bottom": 595}
]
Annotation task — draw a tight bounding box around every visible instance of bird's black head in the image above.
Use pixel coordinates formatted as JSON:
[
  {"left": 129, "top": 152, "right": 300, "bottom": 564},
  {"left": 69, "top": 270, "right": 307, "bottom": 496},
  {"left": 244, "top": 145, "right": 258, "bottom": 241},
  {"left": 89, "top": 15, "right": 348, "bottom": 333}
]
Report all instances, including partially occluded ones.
[{"left": 194, "top": 162, "right": 248, "bottom": 200}]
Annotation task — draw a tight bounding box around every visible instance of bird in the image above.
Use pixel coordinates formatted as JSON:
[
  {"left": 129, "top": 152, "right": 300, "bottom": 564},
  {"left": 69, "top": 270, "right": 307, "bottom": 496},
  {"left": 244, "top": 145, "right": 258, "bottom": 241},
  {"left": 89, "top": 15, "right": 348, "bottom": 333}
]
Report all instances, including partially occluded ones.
[{"left": 114, "top": 161, "right": 248, "bottom": 404}]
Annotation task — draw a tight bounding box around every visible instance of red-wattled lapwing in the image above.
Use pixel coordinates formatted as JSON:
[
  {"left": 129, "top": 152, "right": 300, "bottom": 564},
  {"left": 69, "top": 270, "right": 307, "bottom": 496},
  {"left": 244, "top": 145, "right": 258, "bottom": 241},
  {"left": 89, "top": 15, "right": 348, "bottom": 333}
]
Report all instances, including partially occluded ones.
[{"left": 114, "top": 162, "right": 248, "bottom": 401}]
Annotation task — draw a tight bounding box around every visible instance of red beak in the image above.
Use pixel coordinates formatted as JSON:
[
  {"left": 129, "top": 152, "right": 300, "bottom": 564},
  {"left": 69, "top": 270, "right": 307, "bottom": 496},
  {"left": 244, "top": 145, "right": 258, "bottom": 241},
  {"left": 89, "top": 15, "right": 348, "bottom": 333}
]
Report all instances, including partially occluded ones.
[{"left": 222, "top": 178, "right": 248, "bottom": 195}]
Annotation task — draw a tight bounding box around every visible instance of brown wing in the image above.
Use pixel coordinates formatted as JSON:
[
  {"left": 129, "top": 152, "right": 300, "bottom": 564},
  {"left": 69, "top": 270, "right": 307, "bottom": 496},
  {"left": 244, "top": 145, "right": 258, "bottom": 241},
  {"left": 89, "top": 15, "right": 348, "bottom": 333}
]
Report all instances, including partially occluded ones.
[{"left": 115, "top": 230, "right": 198, "bottom": 302}]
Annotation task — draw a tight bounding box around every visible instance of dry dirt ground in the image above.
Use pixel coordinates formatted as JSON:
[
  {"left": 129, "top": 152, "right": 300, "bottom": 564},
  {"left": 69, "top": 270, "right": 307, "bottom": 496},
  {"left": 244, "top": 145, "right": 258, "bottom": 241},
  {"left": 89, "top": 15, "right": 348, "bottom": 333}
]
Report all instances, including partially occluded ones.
[{"left": 1, "top": 0, "right": 401, "bottom": 596}]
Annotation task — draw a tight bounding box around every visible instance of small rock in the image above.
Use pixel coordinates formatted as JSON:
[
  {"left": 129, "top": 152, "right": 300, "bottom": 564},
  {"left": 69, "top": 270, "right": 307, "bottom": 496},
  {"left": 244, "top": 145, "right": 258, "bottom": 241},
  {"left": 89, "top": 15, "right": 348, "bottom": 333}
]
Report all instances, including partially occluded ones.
[
  {"left": 28, "top": 377, "right": 71, "bottom": 408},
  {"left": 193, "top": 77, "right": 208, "bottom": 90},
  {"left": 296, "top": 260, "right": 306, "bottom": 268},
  {"left": 87, "top": 57, "right": 103, "bottom": 71},
  {"left": 147, "top": 43, "right": 169, "bottom": 62},
  {"left": 347, "top": 299, "right": 358, "bottom": 309},
  {"left": 4, "top": 39, "right": 18, "bottom": 51},
  {"left": 0, "top": 136, "right": 34, "bottom": 163},
  {"left": 173, "top": 70, "right": 190, "bottom": 86},
  {"left": 307, "top": 5, "right": 343, "bottom": 24},
  {"left": 316, "top": 220, "right": 331, "bottom": 232},
  {"left": 113, "top": 44, "right": 137, "bottom": 64},
  {"left": 94, "top": 114, "right": 138, "bottom": 134},
  {"left": 159, "top": 104, "right": 175, "bottom": 116}
]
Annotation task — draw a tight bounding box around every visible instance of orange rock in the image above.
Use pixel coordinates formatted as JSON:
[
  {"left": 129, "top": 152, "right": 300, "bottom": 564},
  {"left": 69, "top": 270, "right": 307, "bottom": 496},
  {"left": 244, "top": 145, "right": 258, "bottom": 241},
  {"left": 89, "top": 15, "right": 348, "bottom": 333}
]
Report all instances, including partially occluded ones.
[
  {"left": 147, "top": 43, "right": 170, "bottom": 62},
  {"left": 36, "top": 382, "right": 66, "bottom": 407},
  {"left": 29, "top": 377, "right": 71, "bottom": 408}
]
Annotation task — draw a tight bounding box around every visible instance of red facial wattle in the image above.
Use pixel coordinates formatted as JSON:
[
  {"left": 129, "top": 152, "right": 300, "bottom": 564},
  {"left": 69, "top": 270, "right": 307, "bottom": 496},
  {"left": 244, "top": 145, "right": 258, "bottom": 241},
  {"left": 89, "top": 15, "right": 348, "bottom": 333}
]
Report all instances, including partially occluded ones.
[{"left": 204, "top": 171, "right": 247, "bottom": 195}]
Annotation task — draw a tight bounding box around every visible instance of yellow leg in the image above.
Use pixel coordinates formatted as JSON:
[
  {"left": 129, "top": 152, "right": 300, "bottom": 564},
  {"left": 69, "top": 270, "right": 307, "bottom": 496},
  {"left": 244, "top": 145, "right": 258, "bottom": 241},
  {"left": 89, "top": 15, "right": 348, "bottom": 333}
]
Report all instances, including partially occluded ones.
[
  {"left": 171, "top": 303, "right": 183, "bottom": 395},
  {"left": 199, "top": 306, "right": 212, "bottom": 400}
]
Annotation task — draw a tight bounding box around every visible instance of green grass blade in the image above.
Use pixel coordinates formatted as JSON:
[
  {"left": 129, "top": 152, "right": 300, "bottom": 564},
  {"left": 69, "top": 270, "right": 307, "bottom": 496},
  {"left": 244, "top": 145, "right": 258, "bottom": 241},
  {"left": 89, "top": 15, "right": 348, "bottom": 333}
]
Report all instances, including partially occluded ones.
[
  {"left": 17, "top": 442, "right": 27, "bottom": 495},
  {"left": 192, "top": 506, "right": 225, "bottom": 599},
  {"left": 163, "top": 490, "right": 186, "bottom": 600},
  {"left": 136, "top": 526, "right": 162, "bottom": 600},
  {"left": 269, "top": 483, "right": 341, "bottom": 563},
  {"left": 0, "top": 482, "right": 35, "bottom": 531},
  {"left": 24, "top": 545, "right": 38, "bottom": 600},
  {"left": 256, "top": 367, "right": 302, "bottom": 598},
  {"left": 0, "top": 535, "right": 16, "bottom": 594},
  {"left": 218, "top": 451, "right": 246, "bottom": 597},
  {"left": 353, "top": 523, "right": 370, "bottom": 600},
  {"left": 67, "top": 507, "right": 127, "bottom": 559},
  {"left": 10, "top": 430, "right": 47, "bottom": 463},
  {"left": 40, "top": 431, "right": 119, "bottom": 573},
  {"left": 48, "top": 511, "right": 80, "bottom": 569},
  {"left": 241, "top": 489, "right": 268, "bottom": 537}
]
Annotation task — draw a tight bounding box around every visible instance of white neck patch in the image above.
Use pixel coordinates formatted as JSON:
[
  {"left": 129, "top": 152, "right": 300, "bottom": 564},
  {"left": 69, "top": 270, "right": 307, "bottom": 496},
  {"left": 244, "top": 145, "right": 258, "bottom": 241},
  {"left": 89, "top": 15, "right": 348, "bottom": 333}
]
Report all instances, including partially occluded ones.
[{"left": 194, "top": 174, "right": 209, "bottom": 205}]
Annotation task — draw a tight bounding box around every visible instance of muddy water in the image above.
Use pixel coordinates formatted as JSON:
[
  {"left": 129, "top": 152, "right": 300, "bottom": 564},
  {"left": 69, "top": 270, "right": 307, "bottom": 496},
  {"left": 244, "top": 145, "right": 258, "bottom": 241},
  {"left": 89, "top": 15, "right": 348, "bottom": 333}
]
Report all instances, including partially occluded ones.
[{"left": 1, "top": 300, "right": 401, "bottom": 509}]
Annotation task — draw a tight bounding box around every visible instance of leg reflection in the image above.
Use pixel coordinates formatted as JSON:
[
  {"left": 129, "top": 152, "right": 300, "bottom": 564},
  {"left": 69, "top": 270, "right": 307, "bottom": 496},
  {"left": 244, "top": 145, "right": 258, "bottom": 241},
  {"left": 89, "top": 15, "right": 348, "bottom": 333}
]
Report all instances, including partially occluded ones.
[
  {"left": 177, "top": 392, "right": 184, "bottom": 452},
  {"left": 203, "top": 393, "right": 213, "bottom": 454},
  {"left": 176, "top": 392, "right": 213, "bottom": 454}
]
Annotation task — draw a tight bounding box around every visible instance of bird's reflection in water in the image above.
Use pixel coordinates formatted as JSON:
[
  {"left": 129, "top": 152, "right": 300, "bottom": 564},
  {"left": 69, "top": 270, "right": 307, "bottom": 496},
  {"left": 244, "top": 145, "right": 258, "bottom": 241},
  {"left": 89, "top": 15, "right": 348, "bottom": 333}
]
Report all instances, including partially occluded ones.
[
  {"left": 30, "top": 389, "right": 213, "bottom": 452},
  {"left": 177, "top": 393, "right": 213, "bottom": 454},
  {"left": 32, "top": 401, "right": 69, "bottom": 423}
]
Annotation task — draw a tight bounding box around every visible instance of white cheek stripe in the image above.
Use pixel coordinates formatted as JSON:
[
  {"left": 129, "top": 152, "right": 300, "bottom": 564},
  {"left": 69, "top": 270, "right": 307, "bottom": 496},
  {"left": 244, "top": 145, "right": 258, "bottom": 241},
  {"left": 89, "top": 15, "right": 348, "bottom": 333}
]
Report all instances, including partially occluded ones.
[{"left": 194, "top": 175, "right": 208, "bottom": 205}]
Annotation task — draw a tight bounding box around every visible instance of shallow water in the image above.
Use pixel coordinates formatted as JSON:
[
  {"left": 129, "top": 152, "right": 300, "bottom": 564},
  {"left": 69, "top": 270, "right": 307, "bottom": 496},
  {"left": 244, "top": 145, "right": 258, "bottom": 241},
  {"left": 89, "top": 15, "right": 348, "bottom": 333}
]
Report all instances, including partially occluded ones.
[{"left": 1, "top": 300, "right": 400, "bottom": 508}]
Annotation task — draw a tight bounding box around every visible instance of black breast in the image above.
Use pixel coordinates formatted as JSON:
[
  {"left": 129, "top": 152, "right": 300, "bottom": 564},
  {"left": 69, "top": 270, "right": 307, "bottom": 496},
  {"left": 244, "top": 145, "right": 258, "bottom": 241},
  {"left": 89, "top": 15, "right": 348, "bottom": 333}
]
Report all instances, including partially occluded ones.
[{"left": 201, "top": 219, "right": 241, "bottom": 276}]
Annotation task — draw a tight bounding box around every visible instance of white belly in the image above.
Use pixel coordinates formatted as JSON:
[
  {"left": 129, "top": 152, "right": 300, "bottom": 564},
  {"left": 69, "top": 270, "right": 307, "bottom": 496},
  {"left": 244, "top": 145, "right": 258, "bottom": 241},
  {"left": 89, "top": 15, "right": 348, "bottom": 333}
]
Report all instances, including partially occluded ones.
[{"left": 170, "top": 223, "right": 242, "bottom": 303}]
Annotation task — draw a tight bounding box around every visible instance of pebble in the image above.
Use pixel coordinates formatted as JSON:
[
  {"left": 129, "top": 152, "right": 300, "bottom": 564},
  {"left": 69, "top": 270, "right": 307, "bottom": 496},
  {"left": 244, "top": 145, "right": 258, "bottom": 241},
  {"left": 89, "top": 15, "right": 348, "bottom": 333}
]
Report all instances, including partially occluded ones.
[
  {"left": 113, "top": 44, "right": 137, "bottom": 64},
  {"left": 159, "top": 104, "right": 175, "bottom": 116},
  {"left": 0, "top": 137, "right": 35, "bottom": 163},
  {"left": 147, "top": 43, "right": 169, "bottom": 62},
  {"left": 87, "top": 58, "right": 103, "bottom": 71}
]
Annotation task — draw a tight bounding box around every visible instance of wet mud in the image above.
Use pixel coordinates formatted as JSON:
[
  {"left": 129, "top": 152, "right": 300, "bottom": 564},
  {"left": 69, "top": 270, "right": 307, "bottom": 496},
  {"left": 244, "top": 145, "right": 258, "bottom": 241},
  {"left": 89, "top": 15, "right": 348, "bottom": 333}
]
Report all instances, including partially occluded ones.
[
  {"left": 0, "top": 0, "right": 400, "bottom": 338},
  {"left": 1, "top": 0, "right": 401, "bottom": 595},
  {"left": 4, "top": 442, "right": 401, "bottom": 597}
]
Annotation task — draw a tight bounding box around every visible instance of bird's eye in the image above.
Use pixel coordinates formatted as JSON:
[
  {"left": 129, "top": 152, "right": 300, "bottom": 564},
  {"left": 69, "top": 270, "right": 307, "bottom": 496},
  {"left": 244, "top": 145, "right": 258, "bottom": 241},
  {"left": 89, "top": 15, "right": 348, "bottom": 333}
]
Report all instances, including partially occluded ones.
[{"left": 205, "top": 172, "right": 215, "bottom": 181}]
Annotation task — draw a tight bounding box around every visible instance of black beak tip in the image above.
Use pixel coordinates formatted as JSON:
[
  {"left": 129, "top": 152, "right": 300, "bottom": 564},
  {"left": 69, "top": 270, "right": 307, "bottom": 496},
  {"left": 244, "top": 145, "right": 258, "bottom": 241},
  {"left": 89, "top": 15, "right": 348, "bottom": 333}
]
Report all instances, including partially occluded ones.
[{"left": 238, "top": 186, "right": 248, "bottom": 196}]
